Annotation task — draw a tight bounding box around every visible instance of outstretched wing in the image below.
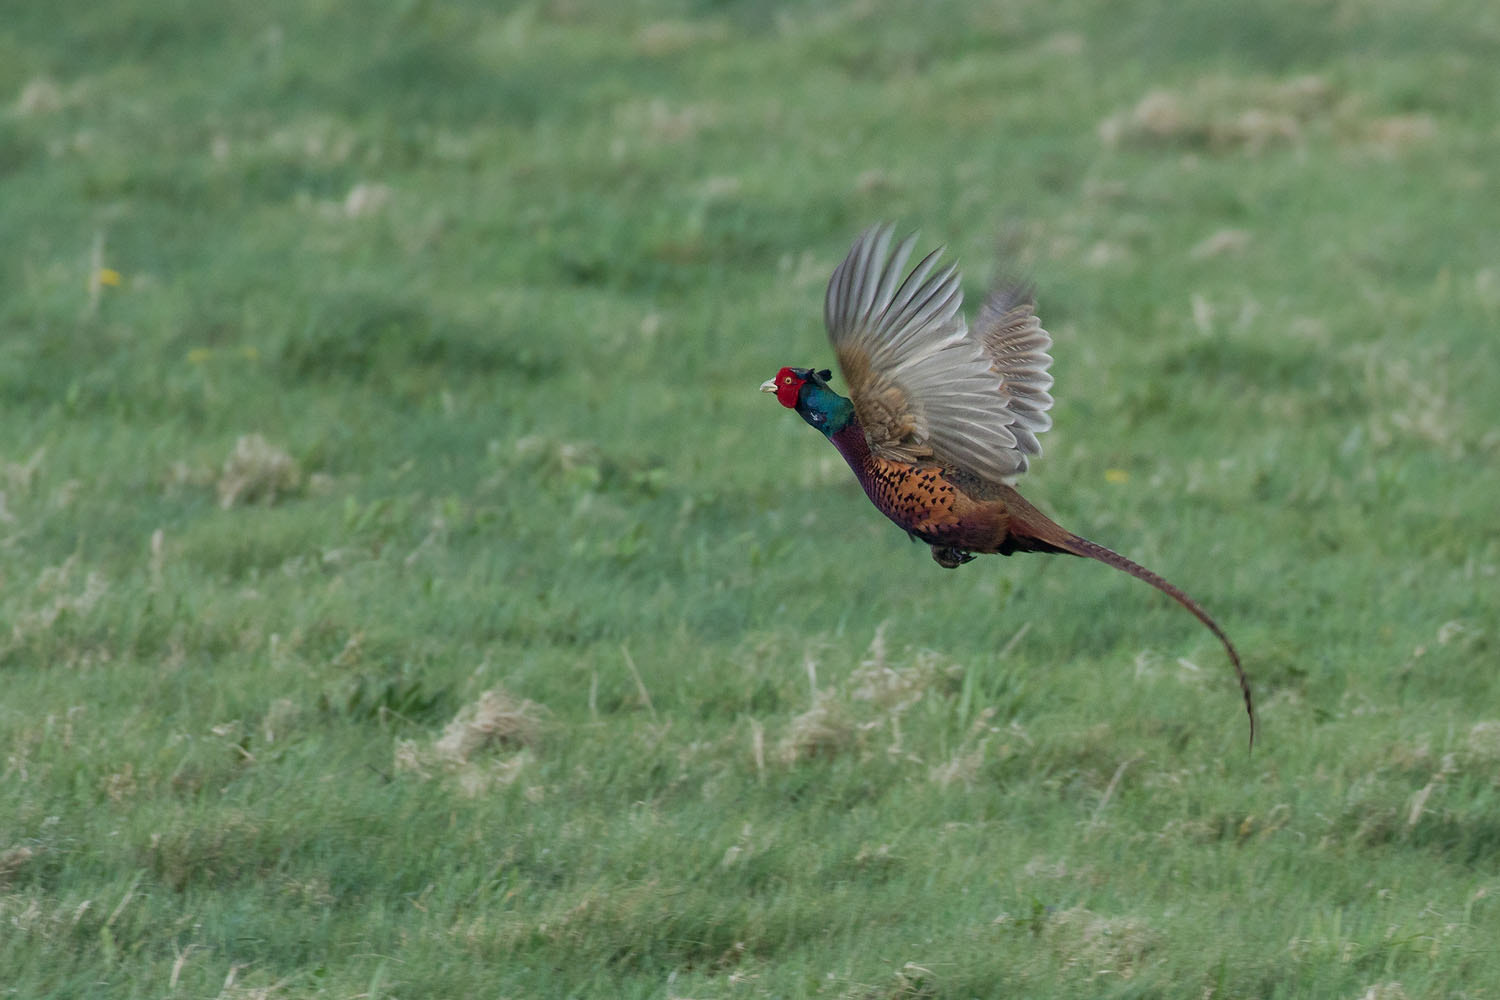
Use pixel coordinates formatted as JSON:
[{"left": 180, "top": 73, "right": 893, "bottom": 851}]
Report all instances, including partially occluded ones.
[{"left": 823, "top": 224, "right": 1055, "bottom": 481}]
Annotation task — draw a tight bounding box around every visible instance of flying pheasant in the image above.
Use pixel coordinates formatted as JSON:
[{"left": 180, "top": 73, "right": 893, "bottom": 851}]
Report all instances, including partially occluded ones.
[{"left": 762, "top": 224, "right": 1254, "bottom": 744}]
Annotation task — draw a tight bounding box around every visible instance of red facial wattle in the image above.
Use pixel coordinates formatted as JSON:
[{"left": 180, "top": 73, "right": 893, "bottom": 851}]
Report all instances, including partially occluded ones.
[{"left": 762, "top": 367, "right": 806, "bottom": 409}]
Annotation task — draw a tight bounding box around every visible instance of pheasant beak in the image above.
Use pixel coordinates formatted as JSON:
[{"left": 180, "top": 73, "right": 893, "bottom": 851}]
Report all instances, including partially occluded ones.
[{"left": 759, "top": 378, "right": 777, "bottom": 393}]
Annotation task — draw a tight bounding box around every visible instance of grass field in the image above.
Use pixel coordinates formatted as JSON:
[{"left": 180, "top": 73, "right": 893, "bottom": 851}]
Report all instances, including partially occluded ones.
[{"left": 3, "top": 1, "right": 1500, "bottom": 996}]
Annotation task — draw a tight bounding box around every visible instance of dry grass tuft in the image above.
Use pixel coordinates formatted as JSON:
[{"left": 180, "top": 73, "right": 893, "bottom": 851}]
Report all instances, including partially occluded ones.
[
  {"left": 633, "top": 19, "right": 727, "bottom": 56},
  {"left": 771, "top": 629, "right": 967, "bottom": 767},
  {"left": 930, "top": 707, "right": 997, "bottom": 789},
  {"left": 1361, "top": 352, "right": 1471, "bottom": 458},
  {"left": 1043, "top": 905, "right": 1160, "bottom": 980},
  {"left": 433, "top": 687, "right": 544, "bottom": 763},
  {"left": 0, "top": 845, "right": 36, "bottom": 887},
  {"left": 1100, "top": 74, "right": 1445, "bottom": 165},
  {"left": 836, "top": 960, "right": 938, "bottom": 999},
  {"left": 396, "top": 688, "right": 545, "bottom": 796},
  {"left": 1111, "top": 90, "right": 1191, "bottom": 143},
  {"left": 15, "top": 77, "right": 65, "bottom": 116},
  {"left": 102, "top": 763, "right": 138, "bottom": 803},
  {"left": 849, "top": 626, "right": 942, "bottom": 716},
  {"left": 212, "top": 973, "right": 296, "bottom": 1000},
  {"left": 1364, "top": 114, "right": 1436, "bottom": 157},
  {"left": 3, "top": 446, "right": 46, "bottom": 495},
  {"left": 1, "top": 448, "right": 47, "bottom": 526},
  {"left": 777, "top": 691, "right": 854, "bottom": 764},
  {"left": 1098, "top": 74, "right": 1337, "bottom": 153},
  {"left": 855, "top": 168, "right": 897, "bottom": 195},
  {"left": 260, "top": 698, "right": 303, "bottom": 744},
  {"left": 1465, "top": 720, "right": 1500, "bottom": 765},
  {"left": 1405, "top": 752, "right": 1458, "bottom": 829},
  {"left": 507, "top": 434, "right": 639, "bottom": 495},
  {"left": 342, "top": 182, "right": 392, "bottom": 218},
  {"left": 1188, "top": 228, "right": 1251, "bottom": 260},
  {"left": 217, "top": 435, "right": 301, "bottom": 508},
  {"left": 5, "top": 555, "right": 109, "bottom": 652},
  {"left": 612, "top": 98, "right": 718, "bottom": 145},
  {"left": 852, "top": 629, "right": 960, "bottom": 762}
]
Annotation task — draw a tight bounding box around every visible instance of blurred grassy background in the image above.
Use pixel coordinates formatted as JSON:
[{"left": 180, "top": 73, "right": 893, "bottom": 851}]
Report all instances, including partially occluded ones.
[{"left": 2, "top": 1, "right": 1498, "bottom": 996}]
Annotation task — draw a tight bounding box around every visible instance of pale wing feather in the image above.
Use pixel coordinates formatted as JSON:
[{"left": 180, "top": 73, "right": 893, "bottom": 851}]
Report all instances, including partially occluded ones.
[
  {"left": 972, "top": 283, "right": 1055, "bottom": 461},
  {"left": 824, "top": 224, "right": 1052, "bottom": 482}
]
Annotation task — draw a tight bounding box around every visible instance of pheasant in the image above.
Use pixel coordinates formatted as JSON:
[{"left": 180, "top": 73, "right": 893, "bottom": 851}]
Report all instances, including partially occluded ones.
[{"left": 762, "top": 225, "right": 1255, "bottom": 744}]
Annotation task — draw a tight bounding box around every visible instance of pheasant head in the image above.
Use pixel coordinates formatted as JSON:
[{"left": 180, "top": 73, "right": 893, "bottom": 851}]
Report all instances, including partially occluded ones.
[{"left": 760, "top": 366, "right": 852, "bottom": 437}]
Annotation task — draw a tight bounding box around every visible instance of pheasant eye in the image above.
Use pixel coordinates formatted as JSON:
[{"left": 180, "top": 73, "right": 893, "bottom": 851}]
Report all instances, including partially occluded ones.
[{"left": 783, "top": 376, "right": 793, "bottom": 384}]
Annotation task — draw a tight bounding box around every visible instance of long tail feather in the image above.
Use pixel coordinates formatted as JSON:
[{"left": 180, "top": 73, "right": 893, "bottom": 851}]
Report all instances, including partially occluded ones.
[
  {"left": 1056, "top": 532, "right": 1256, "bottom": 749},
  {"left": 1002, "top": 490, "right": 1256, "bottom": 748}
]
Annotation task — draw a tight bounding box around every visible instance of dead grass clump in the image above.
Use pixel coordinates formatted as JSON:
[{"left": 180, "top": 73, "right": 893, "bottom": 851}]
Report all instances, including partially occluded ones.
[
  {"left": 1188, "top": 228, "right": 1251, "bottom": 260},
  {"left": 633, "top": 19, "right": 728, "bottom": 56},
  {"left": 1102, "top": 74, "right": 1445, "bottom": 164},
  {"left": 928, "top": 739, "right": 988, "bottom": 789},
  {"left": 773, "top": 629, "right": 966, "bottom": 767},
  {"left": 843, "top": 961, "right": 939, "bottom": 999},
  {"left": 507, "top": 434, "right": 666, "bottom": 498},
  {"left": 1098, "top": 74, "right": 1338, "bottom": 154},
  {"left": 1043, "top": 905, "right": 1160, "bottom": 980},
  {"left": 1221, "top": 107, "right": 1301, "bottom": 151},
  {"left": 849, "top": 626, "right": 943, "bottom": 716},
  {"left": 5, "top": 555, "right": 109, "bottom": 653},
  {"left": 0, "top": 845, "right": 36, "bottom": 887},
  {"left": 217, "top": 434, "right": 301, "bottom": 508},
  {"left": 1465, "top": 720, "right": 1500, "bottom": 766},
  {"left": 1099, "top": 88, "right": 1300, "bottom": 152},
  {"left": 1405, "top": 752, "right": 1458, "bottom": 829},
  {"left": 146, "top": 810, "right": 268, "bottom": 892},
  {"left": 161, "top": 459, "right": 216, "bottom": 497},
  {"left": 930, "top": 707, "right": 998, "bottom": 789},
  {"left": 341, "top": 182, "right": 392, "bottom": 218},
  {"left": 1361, "top": 352, "right": 1471, "bottom": 459},
  {"left": 396, "top": 688, "right": 545, "bottom": 796},
  {"left": 511, "top": 434, "right": 601, "bottom": 485},
  {"left": 15, "top": 77, "right": 65, "bottom": 116},
  {"left": 433, "top": 687, "right": 544, "bottom": 763},
  {"left": 1365, "top": 114, "right": 1436, "bottom": 157},
  {"left": 1117, "top": 90, "right": 1192, "bottom": 142},
  {"left": 102, "top": 764, "right": 138, "bottom": 803},
  {"left": 260, "top": 698, "right": 303, "bottom": 744},
  {"left": 1355, "top": 983, "right": 1409, "bottom": 1000},
  {"left": 211, "top": 972, "right": 297, "bottom": 1000},
  {"left": 612, "top": 98, "right": 718, "bottom": 145},
  {"left": 3, "top": 446, "right": 46, "bottom": 495},
  {"left": 777, "top": 691, "right": 854, "bottom": 764}
]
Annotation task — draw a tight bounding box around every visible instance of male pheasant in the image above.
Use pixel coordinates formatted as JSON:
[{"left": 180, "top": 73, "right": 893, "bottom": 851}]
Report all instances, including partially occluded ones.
[{"left": 762, "top": 224, "right": 1255, "bottom": 745}]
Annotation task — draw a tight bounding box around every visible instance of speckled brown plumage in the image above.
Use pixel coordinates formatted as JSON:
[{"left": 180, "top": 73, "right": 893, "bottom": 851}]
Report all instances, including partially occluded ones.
[
  {"left": 833, "top": 424, "right": 1003, "bottom": 550},
  {"left": 863, "top": 458, "right": 962, "bottom": 539}
]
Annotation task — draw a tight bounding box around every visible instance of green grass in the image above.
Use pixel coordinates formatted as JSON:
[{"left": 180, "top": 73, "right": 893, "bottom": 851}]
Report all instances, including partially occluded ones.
[{"left": 3, "top": 0, "right": 1500, "bottom": 996}]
